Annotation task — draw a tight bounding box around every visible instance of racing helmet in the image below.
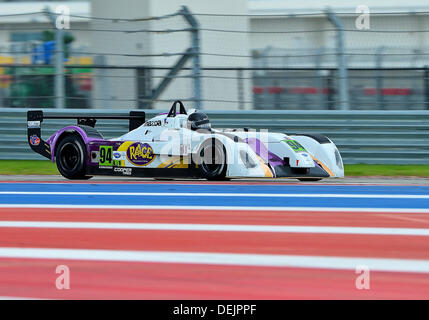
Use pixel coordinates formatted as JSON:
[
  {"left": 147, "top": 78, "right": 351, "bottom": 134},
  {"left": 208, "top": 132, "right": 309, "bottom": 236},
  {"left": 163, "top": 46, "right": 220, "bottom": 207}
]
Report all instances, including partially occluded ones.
[{"left": 187, "top": 112, "right": 211, "bottom": 131}]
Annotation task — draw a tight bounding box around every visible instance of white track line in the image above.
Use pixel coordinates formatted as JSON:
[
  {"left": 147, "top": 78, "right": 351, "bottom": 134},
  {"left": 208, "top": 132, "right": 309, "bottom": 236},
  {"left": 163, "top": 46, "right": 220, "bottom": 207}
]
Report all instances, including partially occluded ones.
[
  {"left": 1, "top": 191, "right": 429, "bottom": 199},
  {"left": 1, "top": 204, "right": 429, "bottom": 213},
  {"left": 0, "top": 248, "right": 428, "bottom": 273},
  {"left": 0, "top": 221, "right": 428, "bottom": 236},
  {"left": 0, "top": 297, "right": 43, "bottom": 300}
]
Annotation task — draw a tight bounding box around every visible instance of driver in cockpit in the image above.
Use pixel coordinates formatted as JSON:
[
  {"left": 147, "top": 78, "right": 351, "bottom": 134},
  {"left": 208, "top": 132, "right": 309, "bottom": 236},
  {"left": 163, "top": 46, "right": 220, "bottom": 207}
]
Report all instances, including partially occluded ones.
[{"left": 187, "top": 112, "right": 212, "bottom": 131}]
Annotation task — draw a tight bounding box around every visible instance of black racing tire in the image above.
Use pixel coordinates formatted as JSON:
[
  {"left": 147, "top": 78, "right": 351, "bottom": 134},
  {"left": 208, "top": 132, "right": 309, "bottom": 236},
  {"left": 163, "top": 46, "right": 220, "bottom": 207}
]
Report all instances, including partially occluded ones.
[
  {"left": 56, "top": 134, "right": 92, "bottom": 180},
  {"left": 298, "top": 178, "right": 323, "bottom": 182},
  {"left": 195, "top": 138, "right": 227, "bottom": 181}
]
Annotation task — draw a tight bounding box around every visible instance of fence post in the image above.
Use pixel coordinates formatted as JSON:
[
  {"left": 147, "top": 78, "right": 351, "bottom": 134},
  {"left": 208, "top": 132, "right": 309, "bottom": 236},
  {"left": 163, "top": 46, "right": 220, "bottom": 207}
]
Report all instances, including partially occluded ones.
[
  {"left": 425, "top": 66, "right": 429, "bottom": 110},
  {"left": 45, "top": 7, "right": 65, "bottom": 109},
  {"left": 375, "top": 46, "right": 385, "bottom": 110},
  {"left": 181, "top": 6, "right": 202, "bottom": 110},
  {"left": 137, "top": 67, "right": 152, "bottom": 109},
  {"left": 237, "top": 68, "right": 244, "bottom": 110},
  {"left": 315, "top": 48, "right": 325, "bottom": 108},
  {"left": 327, "top": 9, "right": 350, "bottom": 110},
  {"left": 325, "top": 70, "right": 335, "bottom": 110},
  {"left": 94, "top": 55, "right": 111, "bottom": 109}
]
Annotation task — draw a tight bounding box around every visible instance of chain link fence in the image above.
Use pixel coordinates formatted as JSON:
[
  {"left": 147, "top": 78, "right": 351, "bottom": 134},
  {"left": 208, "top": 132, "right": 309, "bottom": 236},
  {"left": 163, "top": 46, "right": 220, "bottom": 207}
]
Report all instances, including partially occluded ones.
[
  {"left": 0, "top": 9, "right": 428, "bottom": 110},
  {"left": 1, "top": 65, "right": 429, "bottom": 111}
]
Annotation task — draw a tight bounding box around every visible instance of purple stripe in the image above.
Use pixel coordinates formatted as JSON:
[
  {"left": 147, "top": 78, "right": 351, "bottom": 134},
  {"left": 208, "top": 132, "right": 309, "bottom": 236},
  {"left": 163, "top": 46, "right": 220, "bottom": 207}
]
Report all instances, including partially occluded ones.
[{"left": 245, "top": 138, "right": 284, "bottom": 168}]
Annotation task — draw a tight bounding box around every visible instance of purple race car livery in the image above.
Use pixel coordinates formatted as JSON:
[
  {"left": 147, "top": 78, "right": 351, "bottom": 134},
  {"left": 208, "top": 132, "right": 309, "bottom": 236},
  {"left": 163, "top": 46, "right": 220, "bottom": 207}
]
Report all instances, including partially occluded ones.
[{"left": 27, "top": 101, "right": 344, "bottom": 181}]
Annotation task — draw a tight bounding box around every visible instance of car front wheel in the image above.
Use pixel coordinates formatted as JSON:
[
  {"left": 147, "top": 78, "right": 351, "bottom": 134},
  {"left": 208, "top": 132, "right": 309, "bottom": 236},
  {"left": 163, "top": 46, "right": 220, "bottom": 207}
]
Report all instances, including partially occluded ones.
[{"left": 195, "top": 138, "right": 227, "bottom": 180}]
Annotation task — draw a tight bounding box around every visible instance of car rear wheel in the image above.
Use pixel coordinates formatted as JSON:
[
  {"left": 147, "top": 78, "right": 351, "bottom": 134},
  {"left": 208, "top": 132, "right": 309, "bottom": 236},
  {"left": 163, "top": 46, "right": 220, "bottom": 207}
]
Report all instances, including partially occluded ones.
[
  {"left": 195, "top": 139, "right": 227, "bottom": 180},
  {"left": 56, "top": 135, "right": 92, "bottom": 180}
]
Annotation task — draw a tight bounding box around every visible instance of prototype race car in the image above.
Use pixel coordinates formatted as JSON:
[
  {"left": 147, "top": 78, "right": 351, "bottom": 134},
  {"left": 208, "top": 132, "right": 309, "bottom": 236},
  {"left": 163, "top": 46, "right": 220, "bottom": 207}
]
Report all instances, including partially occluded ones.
[{"left": 27, "top": 101, "right": 344, "bottom": 181}]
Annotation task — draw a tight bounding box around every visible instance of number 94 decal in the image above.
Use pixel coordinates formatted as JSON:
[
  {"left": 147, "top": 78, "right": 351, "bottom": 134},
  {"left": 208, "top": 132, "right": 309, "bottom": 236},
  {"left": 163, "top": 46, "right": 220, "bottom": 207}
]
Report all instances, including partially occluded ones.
[
  {"left": 99, "top": 145, "right": 113, "bottom": 166},
  {"left": 284, "top": 140, "right": 307, "bottom": 152}
]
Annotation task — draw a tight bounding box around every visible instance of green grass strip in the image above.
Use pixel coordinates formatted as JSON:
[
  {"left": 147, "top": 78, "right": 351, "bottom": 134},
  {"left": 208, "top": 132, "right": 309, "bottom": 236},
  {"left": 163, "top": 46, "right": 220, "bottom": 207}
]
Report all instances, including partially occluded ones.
[{"left": 0, "top": 160, "right": 59, "bottom": 175}]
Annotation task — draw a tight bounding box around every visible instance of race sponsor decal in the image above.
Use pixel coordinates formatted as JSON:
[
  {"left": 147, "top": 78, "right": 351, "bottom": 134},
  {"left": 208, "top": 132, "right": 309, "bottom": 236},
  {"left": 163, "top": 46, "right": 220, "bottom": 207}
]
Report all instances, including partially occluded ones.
[
  {"left": 29, "top": 135, "right": 40, "bottom": 146},
  {"left": 113, "top": 151, "right": 125, "bottom": 160},
  {"left": 284, "top": 139, "right": 306, "bottom": 153},
  {"left": 144, "top": 120, "right": 162, "bottom": 126},
  {"left": 99, "top": 145, "right": 113, "bottom": 167},
  {"left": 27, "top": 121, "right": 40, "bottom": 128},
  {"left": 126, "top": 142, "right": 156, "bottom": 166},
  {"left": 114, "top": 167, "right": 132, "bottom": 176},
  {"left": 113, "top": 160, "right": 125, "bottom": 167}
]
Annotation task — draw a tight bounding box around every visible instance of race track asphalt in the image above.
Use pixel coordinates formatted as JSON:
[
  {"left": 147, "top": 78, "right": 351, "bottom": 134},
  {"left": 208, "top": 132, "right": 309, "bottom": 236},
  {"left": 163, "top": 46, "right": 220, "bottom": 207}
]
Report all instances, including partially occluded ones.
[{"left": 0, "top": 176, "right": 428, "bottom": 299}]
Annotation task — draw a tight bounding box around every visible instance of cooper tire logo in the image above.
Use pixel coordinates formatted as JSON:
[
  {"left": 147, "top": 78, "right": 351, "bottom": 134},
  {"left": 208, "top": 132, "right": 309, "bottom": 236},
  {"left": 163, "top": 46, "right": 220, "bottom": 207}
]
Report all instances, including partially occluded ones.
[
  {"left": 114, "top": 167, "right": 132, "bottom": 176},
  {"left": 126, "top": 142, "right": 156, "bottom": 166}
]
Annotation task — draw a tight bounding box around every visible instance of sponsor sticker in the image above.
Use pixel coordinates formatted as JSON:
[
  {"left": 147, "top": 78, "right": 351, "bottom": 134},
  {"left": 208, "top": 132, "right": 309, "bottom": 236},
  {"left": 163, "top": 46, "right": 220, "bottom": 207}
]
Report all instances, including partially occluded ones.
[
  {"left": 144, "top": 120, "right": 162, "bottom": 126},
  {"left": 29, "top": 135, "right": 40, "bottom": 146},
  {"left": 27, "top": 121, "right": 40, "bottom": 128},
  {"left": 114, "top": 167, "right": 132, "bottom": 176},
  {"left": 126, "top": 142, "right": 156, "bottom": 166},
  {"left": 284, "top": 140, "right": 306, "bottom": 153},
  {"left": 113, "top": 151, "right": 126, "bottom": 161},
  {"left": 99, "top": 145, "right": 113, "bottom": 167},
  {"left": 113, "top": 160, "right": 124, "bottom": 167}
]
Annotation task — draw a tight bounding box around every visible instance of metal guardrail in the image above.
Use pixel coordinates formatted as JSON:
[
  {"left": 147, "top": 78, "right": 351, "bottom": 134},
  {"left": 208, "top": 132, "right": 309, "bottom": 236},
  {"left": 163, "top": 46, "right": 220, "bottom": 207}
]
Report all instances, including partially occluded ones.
[{"left": 1, "top": 108, "right": 429, "bottom": 164}]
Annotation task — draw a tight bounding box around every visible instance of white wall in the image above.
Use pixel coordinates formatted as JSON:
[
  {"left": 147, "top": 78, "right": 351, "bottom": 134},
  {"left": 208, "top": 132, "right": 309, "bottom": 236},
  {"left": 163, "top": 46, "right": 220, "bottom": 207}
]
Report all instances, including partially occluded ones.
[
  {"left": 249, "top": 13, "right": 429, "bottom": 68},
  {"left": 90, "top": 0, "right": 152, "bottom": 109},
  {"left": 90, "top": 0, "right": 252, "bottom": 110},
  {"left": 149, "top": 0, "right": 251, "bottom": 110}
]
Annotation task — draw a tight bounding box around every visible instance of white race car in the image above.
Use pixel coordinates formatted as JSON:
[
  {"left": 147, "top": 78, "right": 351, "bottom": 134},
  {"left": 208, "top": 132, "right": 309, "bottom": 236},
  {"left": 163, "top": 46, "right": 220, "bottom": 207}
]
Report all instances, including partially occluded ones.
[{"left": 27, "top": 101, "right": 344, "bottom": 181}]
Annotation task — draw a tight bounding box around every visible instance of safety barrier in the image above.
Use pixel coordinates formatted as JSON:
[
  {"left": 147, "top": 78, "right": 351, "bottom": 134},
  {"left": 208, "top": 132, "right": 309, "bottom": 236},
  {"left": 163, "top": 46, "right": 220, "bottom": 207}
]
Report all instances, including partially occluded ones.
[{"left": 1, "top": 108, "right": 429, "bottom": 164}]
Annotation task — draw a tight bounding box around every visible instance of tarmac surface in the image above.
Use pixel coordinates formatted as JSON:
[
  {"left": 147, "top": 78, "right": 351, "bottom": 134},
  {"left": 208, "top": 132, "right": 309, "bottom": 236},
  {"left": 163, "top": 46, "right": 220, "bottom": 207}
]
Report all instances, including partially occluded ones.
[{"left": 0, "top": 176, "right": 428, "bottom": 299}]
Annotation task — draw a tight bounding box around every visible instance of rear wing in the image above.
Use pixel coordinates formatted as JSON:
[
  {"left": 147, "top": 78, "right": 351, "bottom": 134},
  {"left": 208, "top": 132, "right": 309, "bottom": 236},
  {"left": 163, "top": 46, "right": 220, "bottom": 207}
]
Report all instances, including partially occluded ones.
[{"left": 27, "top": 110, "right": 146, "bottom": 159}]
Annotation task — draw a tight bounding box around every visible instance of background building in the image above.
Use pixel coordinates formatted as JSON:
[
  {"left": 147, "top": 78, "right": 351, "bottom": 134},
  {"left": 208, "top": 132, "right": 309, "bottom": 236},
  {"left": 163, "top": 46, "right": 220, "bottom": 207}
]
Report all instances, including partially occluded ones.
[{"left": 0, "top": 0, "right": 428, "bottom": 110}]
